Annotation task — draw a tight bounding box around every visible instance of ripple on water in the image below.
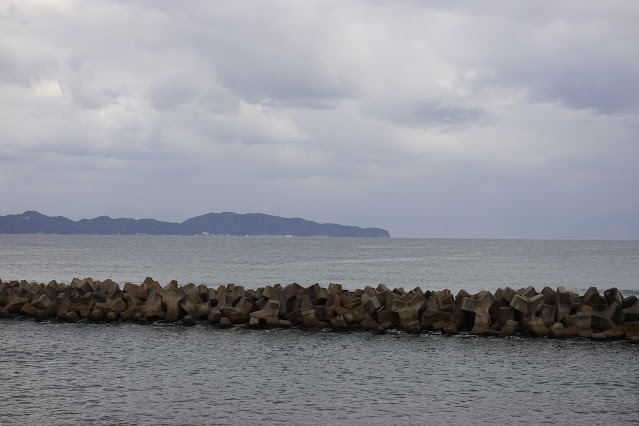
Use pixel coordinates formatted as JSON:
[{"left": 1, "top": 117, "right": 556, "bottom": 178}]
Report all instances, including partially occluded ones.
[{"left": 1, "top": 320, "right": 639, "bottom": 425}]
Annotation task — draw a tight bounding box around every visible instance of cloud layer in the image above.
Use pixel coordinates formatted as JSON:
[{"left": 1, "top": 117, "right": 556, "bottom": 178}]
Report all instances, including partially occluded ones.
[{"left": 1, "top": 0, "right": 638, "bottom": 238}]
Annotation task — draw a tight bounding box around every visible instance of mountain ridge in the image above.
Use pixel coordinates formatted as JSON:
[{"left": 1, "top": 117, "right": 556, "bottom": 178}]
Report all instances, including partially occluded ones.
[{"left": 0, "top": 211, "right": 390, "bottom": 237}]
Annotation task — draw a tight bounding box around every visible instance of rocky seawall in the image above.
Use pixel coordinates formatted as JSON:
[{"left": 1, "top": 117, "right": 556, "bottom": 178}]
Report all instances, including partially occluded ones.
[{"left": 1, "top": 278, "right": 638, "bottom": 342}]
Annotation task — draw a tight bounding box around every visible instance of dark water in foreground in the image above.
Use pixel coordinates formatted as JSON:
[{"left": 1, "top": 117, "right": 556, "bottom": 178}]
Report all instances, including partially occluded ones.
[
  {"left": 1, "top": 321, "right": 638, "bottom": 425},
  {"left": 1, "top": 236, "right": 639, "bottom": 424}
]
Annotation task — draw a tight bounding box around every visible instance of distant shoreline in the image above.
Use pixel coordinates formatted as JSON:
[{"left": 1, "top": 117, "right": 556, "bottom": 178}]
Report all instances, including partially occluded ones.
[
  {"left": 0, "top": 233, "right": 381, "bottom": 238},
  {"left": 0, "top": 211, "right": 390, "bottom": 238}
]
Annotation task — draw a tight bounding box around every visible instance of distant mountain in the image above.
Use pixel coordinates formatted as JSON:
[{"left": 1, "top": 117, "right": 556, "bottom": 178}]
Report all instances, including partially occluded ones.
[{"left": 0, "top": 211, "right": 390, "bottom": 237}]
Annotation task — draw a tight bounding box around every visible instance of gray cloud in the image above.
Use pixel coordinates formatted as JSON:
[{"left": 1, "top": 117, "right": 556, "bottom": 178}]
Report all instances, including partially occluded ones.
[{"left": 0, "top": 0, "right": 637, "bottom": 238}]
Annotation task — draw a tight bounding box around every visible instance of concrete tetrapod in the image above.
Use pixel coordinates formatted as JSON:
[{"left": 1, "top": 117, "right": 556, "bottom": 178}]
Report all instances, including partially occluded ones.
[
  {"left": 1, "top": 288, "right": 29, "bottom": 314},
  {"left": 262, "top": 284, "right": 300, "bottom": 316},
  {"left": 461, "top": 291, "right": 496, "bottom": 335},
  {"left": 139, "top": 291, "right": 165, "bottom": 321},
  {"left": 619, "top": 300, "right": 639, "bottom": 323},
  {"left": 222, "top": 297, "right": 253, "bottom": 324},
  {"left": 249, "top": 299, "right": 281, "bottom": 326},
  {"left": 510, "top": 293, "right": 545, "bottom": 326},
  {"left": 4, "top": 277, "right": 639, "bottom": 342},
  {"left": 158, "top": 288, "right": 186, "bottom": 322},
  {"left": 527, "top": 318, "right": 549, "bottom": 337}
]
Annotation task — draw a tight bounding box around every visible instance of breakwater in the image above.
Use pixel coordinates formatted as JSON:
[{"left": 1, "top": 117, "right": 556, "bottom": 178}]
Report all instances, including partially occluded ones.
[{"left": 1, "top": 277, "right": 638, "bottom": 341}]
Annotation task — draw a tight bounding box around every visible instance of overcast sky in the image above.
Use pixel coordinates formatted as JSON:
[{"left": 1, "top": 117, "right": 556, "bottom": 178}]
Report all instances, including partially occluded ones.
[{"left": 1, "top": 1, "right": 638, "bottom": 238}]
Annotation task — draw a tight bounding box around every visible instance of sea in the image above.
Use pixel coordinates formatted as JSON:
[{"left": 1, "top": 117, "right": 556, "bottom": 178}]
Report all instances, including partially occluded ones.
[{"left": 1, "top": 235, "right": 638, "bottom": 425}]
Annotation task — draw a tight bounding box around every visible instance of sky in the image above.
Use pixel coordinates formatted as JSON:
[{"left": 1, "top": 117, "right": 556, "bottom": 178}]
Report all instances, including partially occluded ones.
[{"left": 1, "top": 0, "right": 638, "bottom": 239}]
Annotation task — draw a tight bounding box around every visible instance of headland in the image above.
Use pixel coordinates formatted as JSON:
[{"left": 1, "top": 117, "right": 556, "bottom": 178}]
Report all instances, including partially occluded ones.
[{"left": 0, "top": 211, "right": 390, "bottom": 237}]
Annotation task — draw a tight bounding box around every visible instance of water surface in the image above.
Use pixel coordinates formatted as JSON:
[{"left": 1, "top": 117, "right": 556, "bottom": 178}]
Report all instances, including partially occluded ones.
[
  {"left": 1, "top": 320, "right": 638, "bottom": 425},
  {"left": 1, "top": 235, "right": 637, "bottom": 295},
  {"left": 1, "top": 235, "right": 638, "bottom": 425}
]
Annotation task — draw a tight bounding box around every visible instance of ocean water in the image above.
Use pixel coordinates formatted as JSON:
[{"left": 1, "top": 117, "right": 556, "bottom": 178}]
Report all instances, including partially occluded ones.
[
  {"left": 1, "top": 235, "right": 638, "bottom": 295},
  {"left": 1, "top": 235, "right": 639, "bottom": 425}
]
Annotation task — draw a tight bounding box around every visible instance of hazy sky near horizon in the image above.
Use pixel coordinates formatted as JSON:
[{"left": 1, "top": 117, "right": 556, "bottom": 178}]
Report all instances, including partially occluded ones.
[{"left": 1, "top": 1, "right": 638, "bottom": 238}]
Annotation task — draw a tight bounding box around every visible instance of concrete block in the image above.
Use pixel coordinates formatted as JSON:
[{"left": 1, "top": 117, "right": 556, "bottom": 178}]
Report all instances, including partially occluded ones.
[
  {"left": 208, "top": 309, "right": 222, "bottom": 325},
  {"left": 362, "top": 294, "right": 382, "bottom": 314},
  {"left": 498, "top": 320, "right": 518, "bottom": 337},
  {"left": 95, "top": 279, "right": 122, "bottom": 300},
  {"left": 549, "top": 322, "right": 578, "bottom": 338},
  {"left": 180, "top": 296, "right": 211, "bottom": 320},
  {"left": 376, "top": 284, "right": 391, "bottom": 294},
  {"left": 494, "top": 306, "right": 515, "bottom": 329},
  {"left": 159, "top": 288, "right": 186, "bottom": 322},
  {"left": 528, "top": 318, "right": 549, "bottom": 337},
  {"left": 563, "top": 314, "right": 576, "bottom": 327},
  {"left": 431, "top": 290, "right": 454, "bottom": 311},
  {"left": 219, "top": 317, "right": 233, "bottom": 328},
  {"left": 328, "top": 283, "right": 343, "bottom": 294},
  {"left": 591, "top": 302, "right": 620, "bottom": 331},
  {"left": 123, "top": 282, "right": 147, "bottom": 300},
  {"left": 461, "top": 291, "right": 496, "bottom": 334},
  {"left": 78, "top": 293, "right": 95, "bottom": 319},
  {"left": 362, "top": 286, "right": 377, "bottom": 299},
  {"left": 360, "top": 315, "right": 379, "bottom": 332},
  {"left": 603, "top": 328, "right": 625, "bottom": 340},
  {"left": 226, "top": 285, "right": 245, "bottom": 305},
  {"left": 162, "top": 280, "right": 178, "bottom": 293},
  {"left": 183, "top": 315, "right": 196, "bottom": 326},
  {"left": 455, "top": 289, "right": 471, "bottom": 302},
  {"left": 340, "top": 309, "right": 356, "bottom": 324},
  {"left": 339, "top": 293, "right": 359, "bottom": 310},
  {"left": 439, "top": 321, "right": 458, "bottom": 335},
  {"left": 315, "top": 293, "right": 339, "bottom": 321},
  {"left": 44, "top": 280, "right": 64, "bottom": 301},
  {"left": 539, "top": 304, "right": 557, "bottom": 327},
  {"left": 263, "top": 283, "right": 300, "bottom": 316},
  {"left": 20, "top": 303, "right": 44, "bottom": 319},
  {"left": 351, "top": 305, "right": 370, "bottom": 323},
  {"left": 517, "top": 286, "right": 536, "bottom": 298},
  {"left": 375, "top": 308, "right": 397, "bottom": 325},
  {"left": 555, "top": 287, "right": 573, "bottom": 323},
  {"left": 32, "top": 294, "right": 56, "bottom": 317},
  {"left": 399, "top": 317, "right": 421, "bottom": 334},
  {"left": 1, "top": 288, "right": 29, "bottom": 314},
  {"left": 310, "top": 283, "right": 328, "bottom": 305},
  {"left": 619, "top": 299, "right": 639, "bottom": 323},
  {"left": 591, "top": 332, "right": 607, "bottom": 341},
  {"left": 248, "top": 316, "right": 261, "bottom": 328},
  {"left": 421, "top": 310, "right": 453, "bottom": 329},
  {"left": 623, "top": 321, "right": 639, "bottom": 340},
  {"left": 541, "top": 287, "right": 556, "bottom": 305},
  {"left": 94, "top": 297, "right": 127, "bottom": 318},
  {"left": 575, "top": 312, "right": 592, "bottom": 331},
  {"left": 120, "top": 296, "right": 142, "bottom": 321},
  {"left": 279, "top": 319, "right": 292, "bottom": 327},
  {"left": 501, "top": 287, "right": 518, "bottom": 304},
  {"left": 330, "top": 315, "right": 348, "bottom": 332},
  {"left": 406, "top": 293, "right": 427, "bottom": 313},
  {"left": 603, "top": 287, "right": 624, "bottom": 306},
  {"left": 578, "top": 329, "right": 593, "bottom": 339},
  {"left": 140, "top": 291, "right": 165, "bottom": 321},
  {"left": 488, "top": 300, "right": 508, "bottom": 327},
  {"left": 222, "top": 297, "right": 253, "bottom": 324},
  {"left": 622, "top": 295, "right": 637, "bottom": 309},
  {"left": 510, "top": 293, "right": 545, "bottom": 324},
  {"left": 249, "top": 299, "right": 281, "bottom": 326},
  {"left": 580, "top": 287, "right": 600, "bottom": 310}
]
